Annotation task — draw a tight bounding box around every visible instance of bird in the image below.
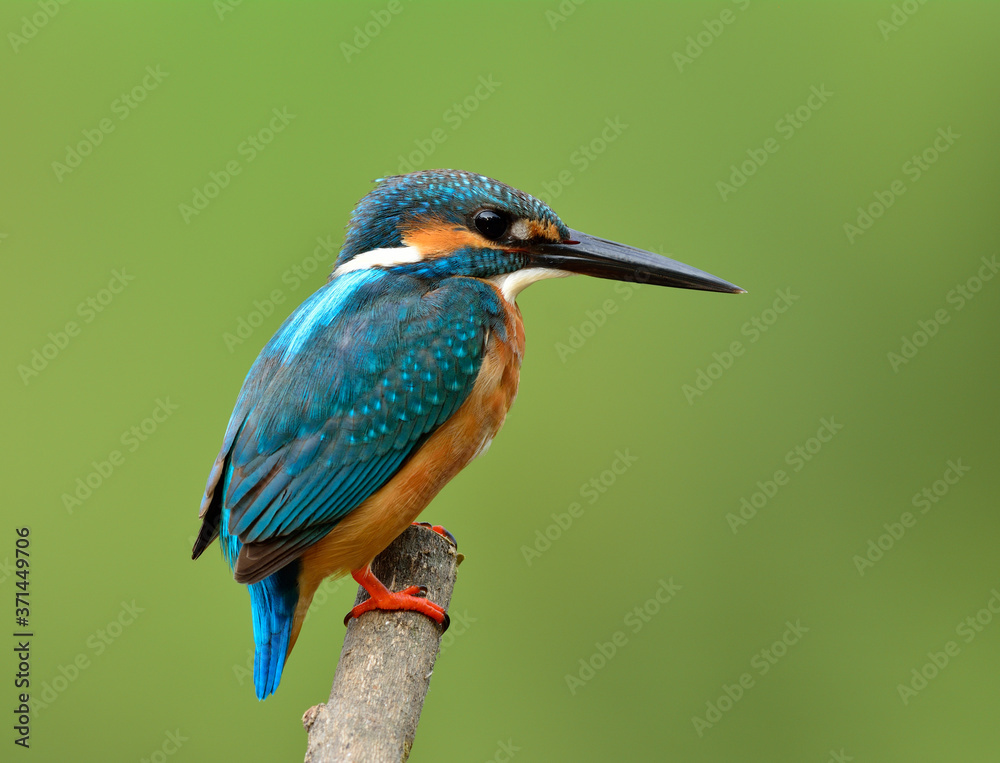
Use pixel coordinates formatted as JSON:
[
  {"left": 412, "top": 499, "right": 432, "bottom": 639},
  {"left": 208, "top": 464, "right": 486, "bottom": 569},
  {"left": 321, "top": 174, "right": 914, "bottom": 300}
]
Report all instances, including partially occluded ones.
[{"left": 192, "top": 168, "right": 743, "bottom": 699}]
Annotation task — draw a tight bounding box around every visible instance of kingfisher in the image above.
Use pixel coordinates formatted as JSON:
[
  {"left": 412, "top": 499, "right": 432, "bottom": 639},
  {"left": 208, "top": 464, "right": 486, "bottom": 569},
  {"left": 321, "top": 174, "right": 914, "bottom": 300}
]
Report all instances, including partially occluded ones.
[{"left": 192, "top": 169, "right": 743, "bottom": 699}]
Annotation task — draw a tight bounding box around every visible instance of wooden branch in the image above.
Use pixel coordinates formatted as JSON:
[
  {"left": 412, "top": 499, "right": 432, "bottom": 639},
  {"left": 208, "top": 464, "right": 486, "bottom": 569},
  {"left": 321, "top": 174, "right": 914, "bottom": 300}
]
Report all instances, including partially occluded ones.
[{"left": 302, "top": 525, "right": 460, "bottom": 763}]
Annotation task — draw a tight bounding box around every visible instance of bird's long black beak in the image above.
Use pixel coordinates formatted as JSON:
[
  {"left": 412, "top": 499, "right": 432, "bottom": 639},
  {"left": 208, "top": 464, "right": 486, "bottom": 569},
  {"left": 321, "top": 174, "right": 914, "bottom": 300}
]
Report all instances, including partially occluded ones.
[{"left": 529, "top": 230, "right": 745, "bottom": 294}]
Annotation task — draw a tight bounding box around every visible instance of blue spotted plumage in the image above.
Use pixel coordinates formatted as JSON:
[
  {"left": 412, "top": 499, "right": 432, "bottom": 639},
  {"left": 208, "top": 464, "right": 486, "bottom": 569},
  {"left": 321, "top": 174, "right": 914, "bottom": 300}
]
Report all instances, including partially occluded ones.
[
  {"left": 193, "top": 169, "right": 743, "bottom": 699},
  {"left": 195, "top": 258, "right": 508, "bottom": 697}
]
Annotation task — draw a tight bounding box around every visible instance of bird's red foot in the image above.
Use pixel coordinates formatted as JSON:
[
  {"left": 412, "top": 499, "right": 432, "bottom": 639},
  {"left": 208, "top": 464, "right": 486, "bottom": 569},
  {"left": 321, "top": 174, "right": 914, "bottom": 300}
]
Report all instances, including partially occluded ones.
[
  {"left": 344, "top": 567, "right": 450, "bottom": 630},
  {"left": 411, "top": 521, "right": 457, "bottom": 548}
]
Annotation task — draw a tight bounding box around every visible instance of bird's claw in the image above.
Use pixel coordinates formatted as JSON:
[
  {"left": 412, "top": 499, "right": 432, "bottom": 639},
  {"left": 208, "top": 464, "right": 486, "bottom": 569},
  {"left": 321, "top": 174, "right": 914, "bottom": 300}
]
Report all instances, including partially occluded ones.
[
  {"left": 344, "top": 586, "right": 449, "bottom": 631},
  {"left": 411, "top": 521, "right": 458, "bottom": 549}
]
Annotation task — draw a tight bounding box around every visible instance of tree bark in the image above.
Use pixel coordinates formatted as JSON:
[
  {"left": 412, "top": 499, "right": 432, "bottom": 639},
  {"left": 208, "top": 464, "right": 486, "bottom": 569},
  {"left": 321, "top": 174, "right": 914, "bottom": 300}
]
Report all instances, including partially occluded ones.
[{"left": 302, "top": 524, "right": 459, "bottom": 762}]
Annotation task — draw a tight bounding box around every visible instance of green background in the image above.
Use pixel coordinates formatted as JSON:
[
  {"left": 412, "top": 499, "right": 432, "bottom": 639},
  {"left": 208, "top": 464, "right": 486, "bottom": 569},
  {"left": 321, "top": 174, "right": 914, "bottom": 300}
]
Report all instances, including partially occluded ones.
[{"left": 4, "top": 1, "right": 999, "bottom": 761}]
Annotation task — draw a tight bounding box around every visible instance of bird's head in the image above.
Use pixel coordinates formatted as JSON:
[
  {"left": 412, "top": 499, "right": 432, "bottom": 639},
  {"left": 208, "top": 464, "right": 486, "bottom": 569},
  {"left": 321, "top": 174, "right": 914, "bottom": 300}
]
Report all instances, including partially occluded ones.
[{"left": 333, "top": 169, "right": 744, "bottom": 298}]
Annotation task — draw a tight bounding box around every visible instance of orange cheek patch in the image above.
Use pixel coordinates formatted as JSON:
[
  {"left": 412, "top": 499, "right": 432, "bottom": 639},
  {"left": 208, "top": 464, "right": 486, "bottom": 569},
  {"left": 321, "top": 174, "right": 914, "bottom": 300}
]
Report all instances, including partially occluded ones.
[
  {"left": 527, "top": 219, "right": 563, "bottom": 242},
  {"left": 401, "top": 221, "right": 494, "bottom": 257},
  {"left": 401, "top": 217, "right": 564, "bottom": 256}
]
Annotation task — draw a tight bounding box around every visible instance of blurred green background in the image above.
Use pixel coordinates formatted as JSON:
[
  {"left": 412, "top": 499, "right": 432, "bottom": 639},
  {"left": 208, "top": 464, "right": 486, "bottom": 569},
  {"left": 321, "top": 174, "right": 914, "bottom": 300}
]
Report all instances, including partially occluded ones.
[{"left": 4, "top": 1, "right": 999, "bottom": 761}]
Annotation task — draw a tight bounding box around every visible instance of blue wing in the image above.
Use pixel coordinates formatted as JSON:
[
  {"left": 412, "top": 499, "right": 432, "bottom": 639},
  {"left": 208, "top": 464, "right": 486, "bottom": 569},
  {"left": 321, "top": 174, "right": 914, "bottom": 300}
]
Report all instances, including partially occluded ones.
[{"left": 194, "top": 269, "right": 506, "bottom": 584}]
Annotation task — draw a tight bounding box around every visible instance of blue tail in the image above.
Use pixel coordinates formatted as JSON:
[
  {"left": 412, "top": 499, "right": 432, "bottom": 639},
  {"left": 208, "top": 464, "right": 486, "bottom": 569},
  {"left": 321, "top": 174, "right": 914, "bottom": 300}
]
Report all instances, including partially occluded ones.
[
  {"left": 220, "top": 504, "right": 300, "bottom": 699},
  {"left": 249, "top": 563, "right": 300, "bottom": 699}
]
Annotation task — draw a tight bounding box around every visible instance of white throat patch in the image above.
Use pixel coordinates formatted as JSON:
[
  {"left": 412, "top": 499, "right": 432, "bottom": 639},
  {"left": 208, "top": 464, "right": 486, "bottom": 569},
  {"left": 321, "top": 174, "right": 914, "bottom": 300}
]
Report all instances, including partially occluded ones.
[
  {"left": 491, "top": 268, "right": 570, "bottom": 302},
  {"left": 332, "top": 246, "right": 423, "bottom": 276}
]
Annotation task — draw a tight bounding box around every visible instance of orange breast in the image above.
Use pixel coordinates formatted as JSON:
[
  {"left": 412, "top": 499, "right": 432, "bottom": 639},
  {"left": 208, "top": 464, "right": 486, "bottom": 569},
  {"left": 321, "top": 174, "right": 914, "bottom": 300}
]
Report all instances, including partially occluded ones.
[{"left": 297, "top": 285, "right": 525, "bottom": 600}]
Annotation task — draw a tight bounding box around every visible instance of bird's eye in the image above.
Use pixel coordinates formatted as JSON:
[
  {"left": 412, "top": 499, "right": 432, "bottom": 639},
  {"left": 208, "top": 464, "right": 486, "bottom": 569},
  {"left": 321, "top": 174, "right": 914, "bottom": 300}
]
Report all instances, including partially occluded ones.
[{"left": 473, "top": 209, "right": 508, "bottom": 241}]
